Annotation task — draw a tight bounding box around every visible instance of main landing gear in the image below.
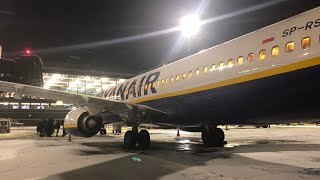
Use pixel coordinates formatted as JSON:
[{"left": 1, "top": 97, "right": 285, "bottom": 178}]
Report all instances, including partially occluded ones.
[
  {"left": 123, "top": 124, "right": 225, "bottom": 149},
  {"left": 201, "top": 125, "right": 225, "bottom": 146},
  {"left": 124, "top": 127, "right": 150, "bottom": 150}
]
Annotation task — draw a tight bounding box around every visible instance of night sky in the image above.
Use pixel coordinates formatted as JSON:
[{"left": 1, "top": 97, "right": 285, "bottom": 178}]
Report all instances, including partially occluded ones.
[{"left": 0, "top": 0, "right": 319, "bottom": 75}]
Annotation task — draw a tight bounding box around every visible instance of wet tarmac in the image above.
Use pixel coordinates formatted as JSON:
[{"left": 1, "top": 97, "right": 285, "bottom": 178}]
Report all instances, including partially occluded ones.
[{"left": 0, "top": 126, "right": 320, "bottom": 179}]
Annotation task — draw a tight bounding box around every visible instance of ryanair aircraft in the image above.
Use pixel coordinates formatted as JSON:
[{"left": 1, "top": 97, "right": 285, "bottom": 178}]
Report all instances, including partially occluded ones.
[{"left": 0, "top": 7, "right": 319, "bottom": 149}]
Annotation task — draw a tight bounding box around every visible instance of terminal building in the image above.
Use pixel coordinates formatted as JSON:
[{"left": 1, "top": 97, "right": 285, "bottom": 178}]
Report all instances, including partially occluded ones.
[
  {"left": 0, "top": 73, "right": 128, "bottom": 125},
  {"left": 42, "top": 73, "right": 126, "bottom": 95},
  {"left": 0, "top": 53, "right": 131, "bottom": 125}
]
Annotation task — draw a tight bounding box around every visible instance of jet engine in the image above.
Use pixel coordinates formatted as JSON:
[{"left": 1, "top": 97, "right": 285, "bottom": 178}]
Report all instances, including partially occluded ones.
[{"left": 64, "top": 107, "right": 103, "bottom": 137}]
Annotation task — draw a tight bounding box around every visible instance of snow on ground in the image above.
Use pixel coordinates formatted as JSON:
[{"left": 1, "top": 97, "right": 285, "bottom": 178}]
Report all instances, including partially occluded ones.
[{"left": 0, "top": 126, "right": 319, "bottom": 180}]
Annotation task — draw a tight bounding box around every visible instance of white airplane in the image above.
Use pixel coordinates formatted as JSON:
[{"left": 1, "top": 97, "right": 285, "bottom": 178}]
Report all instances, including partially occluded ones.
[{"left": 0, "top": 6, "right": 319, "bottom": 149}]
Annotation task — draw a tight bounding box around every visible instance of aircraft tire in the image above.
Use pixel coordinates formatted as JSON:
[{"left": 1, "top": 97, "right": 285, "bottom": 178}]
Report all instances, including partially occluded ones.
[
  {"left": 202, "top": 127, "right": 225, "bottom": 147},
  {"left": 137, "top": 130, "right": 150, "bottom": 149},
  {"left": 124, "top": 130, "right": 136, "bottom": 149}
]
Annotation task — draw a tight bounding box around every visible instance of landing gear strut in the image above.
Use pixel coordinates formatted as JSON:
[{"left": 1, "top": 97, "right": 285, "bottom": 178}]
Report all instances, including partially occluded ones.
[
  {"left": 201, "top": 126, "right": 225, "bottom": 146},
  {"left": 124, "top": 128, "right": 150, "bottom": 150}
]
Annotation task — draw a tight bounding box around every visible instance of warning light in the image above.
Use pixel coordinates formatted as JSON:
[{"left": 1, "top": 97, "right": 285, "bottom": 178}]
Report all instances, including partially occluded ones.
[{"left": 25, "top": 49, "right": 31, "bottom": 55}]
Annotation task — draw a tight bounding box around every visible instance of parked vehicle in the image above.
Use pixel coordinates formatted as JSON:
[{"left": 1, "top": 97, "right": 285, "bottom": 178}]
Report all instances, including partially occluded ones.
[
  {"left": 36, "top": 119, "right": 55, "bottom": 137},
  {"left": 112, "top": 123, "right": 122, "bottom": 133},
  {"left": 0, "top": 118, "right": 11, "bottom": 133}
]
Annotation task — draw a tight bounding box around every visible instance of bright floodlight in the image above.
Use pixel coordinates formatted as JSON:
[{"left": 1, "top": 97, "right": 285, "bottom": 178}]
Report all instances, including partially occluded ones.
[{"left": 179, "top": 15, "right": 201, "bottom": 37}]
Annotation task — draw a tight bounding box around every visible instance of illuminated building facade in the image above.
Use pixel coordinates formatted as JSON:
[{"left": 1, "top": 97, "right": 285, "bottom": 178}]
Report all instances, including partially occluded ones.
[{"left": 43, "top": 73, "right": 126, "bottom": 95}]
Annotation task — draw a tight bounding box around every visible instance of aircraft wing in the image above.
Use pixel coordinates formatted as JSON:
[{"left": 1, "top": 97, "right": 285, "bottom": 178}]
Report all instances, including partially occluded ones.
[{"left": 0, "top": 80, "right": 165, "bottom": 119}]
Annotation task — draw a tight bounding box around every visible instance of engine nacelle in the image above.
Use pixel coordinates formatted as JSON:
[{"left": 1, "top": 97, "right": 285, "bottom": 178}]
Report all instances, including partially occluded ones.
[{"left": 64, "top": 107, "right": 103, "bottom": 137}]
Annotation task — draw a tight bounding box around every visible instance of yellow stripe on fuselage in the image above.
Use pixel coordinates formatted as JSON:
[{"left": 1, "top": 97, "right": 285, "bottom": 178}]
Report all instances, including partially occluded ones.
[
  {"left": 129, "top": 56, "right": 320, "bottom": 104},
  {"left": 64, "top": 124, "right": 78, "bottom": 128}
]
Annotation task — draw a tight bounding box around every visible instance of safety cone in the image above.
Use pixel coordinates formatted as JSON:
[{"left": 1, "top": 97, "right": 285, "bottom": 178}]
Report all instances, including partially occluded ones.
[
  {"left": 68, "top": 134, "right": 72, "bottom": 142},
  {"left": 177, "top": 129, "right": 180, "bottom": 137}
]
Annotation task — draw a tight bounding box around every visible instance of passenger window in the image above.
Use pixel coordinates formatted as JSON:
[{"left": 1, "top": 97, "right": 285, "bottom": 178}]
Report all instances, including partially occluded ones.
[
  {"left": 153, "top": 82, "right": 157, "bottom": 88},
  {"left": 228, "top": 59, "right": 234, "bottom": 67},
  {"left": 285, "top": 41, "right": 294, "bottom": 52},
  {"left": 247, "top": 53, "right": 254, "bottom": 62},
  {"left": 219, "top": 62, "right": 224, "bottom": 70},
  {"left": 203, "top": 67, "right": 208, "bottom": 74},
  {"left": 195, "top": 69, "right": 199, "bottom": 76},
  {"left": 188, "top": 71, "right": 192, "bottom": 79},
  {"left": 182, "top": 73, "right": 186, "bottom": 80},
  {"left": 176, "top": 75, "right": 180, "bottom": 81},
  {"left": 170, "top": 76, "right": 174, "bottom": 82},
  {"left": 301, "top": 37, "right": 310, "bottom": 49},
  {"left": 157, "top": 80, "right": 160, "bottom": 87},
  {"left": 237, "top": 56, "right": 243, "bottom": 65},
  {"left": 165, "top": 78, "right": 169, "bottom": 84},
  {"left": 161, "top": 79, "right": 164, "bottom": 85},
  {"left": 259, "top": 49, "right": 266, "bottom": 60},
  {"left": 210, "top": 64, "right": 216, "bottom": 72},
  {"left": 271, "top": 46, "right": 280, "bottom": 56}
]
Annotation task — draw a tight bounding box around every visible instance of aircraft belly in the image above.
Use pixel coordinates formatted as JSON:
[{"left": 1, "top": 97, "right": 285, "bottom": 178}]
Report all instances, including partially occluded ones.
[{"left": 141, "top": 65, "right": 320, "bottom": 125}]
